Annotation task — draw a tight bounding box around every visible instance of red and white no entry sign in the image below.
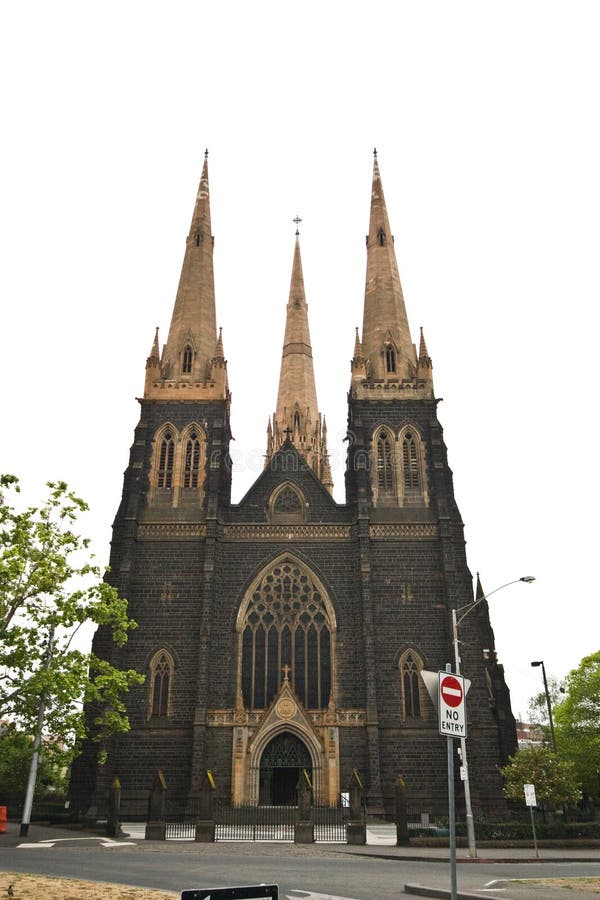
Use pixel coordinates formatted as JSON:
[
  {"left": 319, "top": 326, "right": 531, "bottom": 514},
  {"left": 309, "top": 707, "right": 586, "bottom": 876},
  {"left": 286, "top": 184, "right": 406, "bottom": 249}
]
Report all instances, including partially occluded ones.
[
  {"left": 440, "top": 675, "right": 463, "bottom": 708},
  {"left": 438, "top": 671, "right": 467, "bottom": 737}
]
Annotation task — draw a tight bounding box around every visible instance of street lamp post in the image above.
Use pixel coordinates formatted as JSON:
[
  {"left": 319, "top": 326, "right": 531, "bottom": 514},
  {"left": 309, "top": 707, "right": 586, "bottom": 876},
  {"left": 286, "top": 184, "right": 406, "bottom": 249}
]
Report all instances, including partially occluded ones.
[
  {"left": 452, "top": 575, "right": 535, "bottom": 858},
  {"left": 530, "top": 660, "right": 557, "bottom": 751}
]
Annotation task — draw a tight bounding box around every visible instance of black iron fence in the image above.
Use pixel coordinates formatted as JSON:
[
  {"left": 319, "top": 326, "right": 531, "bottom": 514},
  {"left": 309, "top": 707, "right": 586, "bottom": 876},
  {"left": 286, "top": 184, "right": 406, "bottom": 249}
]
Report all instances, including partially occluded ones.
[{"left": 55, "top": 791, "right": 359, "bottom": 843}]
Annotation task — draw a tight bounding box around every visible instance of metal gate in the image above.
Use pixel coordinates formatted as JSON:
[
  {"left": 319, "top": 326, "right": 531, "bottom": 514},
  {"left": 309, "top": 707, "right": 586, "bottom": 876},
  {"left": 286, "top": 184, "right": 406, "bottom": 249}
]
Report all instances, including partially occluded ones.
[
  {"left": 213, "top": 801, "right": 348, "bottom": 842},
  {"left": 215, "top": 802, "right": 296, "bottom": 841},
  {"left": 314, "top": 804, "right": 348, "bottom": 842}
]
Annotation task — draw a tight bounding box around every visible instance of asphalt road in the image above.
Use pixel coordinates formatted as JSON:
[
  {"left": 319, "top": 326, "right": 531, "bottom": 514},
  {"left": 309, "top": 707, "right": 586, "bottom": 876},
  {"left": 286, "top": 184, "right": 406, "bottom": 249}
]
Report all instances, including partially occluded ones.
[{"left": 2, "top": 835, "right": 600, "bottom": 900}]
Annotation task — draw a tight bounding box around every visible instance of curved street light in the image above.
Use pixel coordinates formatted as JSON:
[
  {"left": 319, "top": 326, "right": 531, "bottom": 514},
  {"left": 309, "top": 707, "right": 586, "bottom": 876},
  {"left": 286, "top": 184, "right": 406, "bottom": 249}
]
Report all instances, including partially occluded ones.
[{"left": 452, "top": 575, "right": 535, "bottom": 858}]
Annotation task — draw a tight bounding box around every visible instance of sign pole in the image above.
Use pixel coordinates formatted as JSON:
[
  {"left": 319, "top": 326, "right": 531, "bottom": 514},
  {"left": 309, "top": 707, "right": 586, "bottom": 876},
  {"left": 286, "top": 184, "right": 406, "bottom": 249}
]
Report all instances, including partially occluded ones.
[
  {"left": 420, "top": 665, "right": 470, "bottom": 900},
  {"left": 446, "top": 663, "right": 457, "bottom": 900},
  {"left": 524, "top": 783, "right": 540, "bottom": 859},
  {"left": 529, "top": 806, "right": 539, "bottom": 859}
]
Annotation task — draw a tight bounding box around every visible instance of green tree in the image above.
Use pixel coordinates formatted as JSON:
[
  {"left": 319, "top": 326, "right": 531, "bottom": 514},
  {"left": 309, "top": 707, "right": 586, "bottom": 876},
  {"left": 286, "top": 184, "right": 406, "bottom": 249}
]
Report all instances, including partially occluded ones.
[
  {"left": 0, "top": 474, "right": 144, "bottom": 773},
  {"left": 0, "top": 724, "right": 67, "bottom": 803},
  {"left": 554, "top": 651, "right": 600, "bottom": 800},
  {"left": 501, "top": 745, "right": 581, "bottom": 812},
  {"left": 527, "top": 675, "right": 562, "bottom": 740}
]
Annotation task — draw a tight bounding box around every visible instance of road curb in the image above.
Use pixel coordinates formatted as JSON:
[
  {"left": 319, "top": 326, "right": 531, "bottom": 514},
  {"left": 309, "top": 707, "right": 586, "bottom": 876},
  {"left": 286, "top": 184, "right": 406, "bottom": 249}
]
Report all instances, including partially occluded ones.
[{"left": 403, "top": 884, "right": 496, "bottom": 899}]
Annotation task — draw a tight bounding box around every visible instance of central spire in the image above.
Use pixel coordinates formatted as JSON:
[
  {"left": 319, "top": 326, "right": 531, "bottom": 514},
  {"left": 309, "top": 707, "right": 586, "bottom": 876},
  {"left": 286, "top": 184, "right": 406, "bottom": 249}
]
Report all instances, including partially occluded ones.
[{"left": 266, "top": 234, "right": 332, "bottom": 493}]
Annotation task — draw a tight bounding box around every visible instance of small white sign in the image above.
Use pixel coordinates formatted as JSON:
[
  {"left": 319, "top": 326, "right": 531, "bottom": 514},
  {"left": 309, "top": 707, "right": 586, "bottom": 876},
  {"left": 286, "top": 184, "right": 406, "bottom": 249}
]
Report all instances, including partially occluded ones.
[{"left": 524, "top": 783, "right": 537, "bottom": 807}]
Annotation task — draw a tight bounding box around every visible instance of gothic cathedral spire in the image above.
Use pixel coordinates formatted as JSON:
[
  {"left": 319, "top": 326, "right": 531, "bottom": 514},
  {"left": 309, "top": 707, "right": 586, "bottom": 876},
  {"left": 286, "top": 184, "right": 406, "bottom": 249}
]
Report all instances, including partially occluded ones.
[
  {"left": 144, "top": 153, "right": 228, "bottom": 402},
  {"left": 266, "top": 235, "right": 333, "bottom": 493},
  {"left": 352, "top": 154, "right": 433, "bottom": 397}
]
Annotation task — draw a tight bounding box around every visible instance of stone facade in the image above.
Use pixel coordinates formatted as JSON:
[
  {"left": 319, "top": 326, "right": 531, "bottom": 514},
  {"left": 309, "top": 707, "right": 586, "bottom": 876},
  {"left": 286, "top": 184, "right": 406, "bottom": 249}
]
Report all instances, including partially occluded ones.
[{"left": 70, "top": 155, "right": 517, "bottom": 819}]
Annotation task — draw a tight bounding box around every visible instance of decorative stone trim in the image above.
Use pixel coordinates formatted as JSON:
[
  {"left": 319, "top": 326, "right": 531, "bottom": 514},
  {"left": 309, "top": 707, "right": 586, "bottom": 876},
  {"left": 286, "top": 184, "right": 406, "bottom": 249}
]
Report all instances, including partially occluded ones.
[
  {"left": 137, "top": 524, "right": 207, "bottom": 539},
  {"left": 370, "top": 524, "right": 438, "bottom": 538},
  {"left": 207, "top": 708, "right": 366, "bottom": 727},
  {"left": 222, "top": 525, "right": 351, "bottom": 540}
]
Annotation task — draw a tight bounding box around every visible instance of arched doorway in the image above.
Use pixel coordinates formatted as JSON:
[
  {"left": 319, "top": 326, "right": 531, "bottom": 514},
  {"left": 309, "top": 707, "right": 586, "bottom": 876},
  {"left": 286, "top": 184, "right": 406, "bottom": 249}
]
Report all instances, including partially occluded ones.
[{"left": 259, "top": 732, "right": 312, "bottom": 805}]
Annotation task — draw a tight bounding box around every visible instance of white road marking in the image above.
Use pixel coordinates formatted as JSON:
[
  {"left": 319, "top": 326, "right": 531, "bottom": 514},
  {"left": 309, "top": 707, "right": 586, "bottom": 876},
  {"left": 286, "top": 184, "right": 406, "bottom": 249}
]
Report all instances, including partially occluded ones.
[
  {"left": 17, "top": 836, "right": 136, "bottom": 849},
  {"left": 286, "top": 891, "right": 361, "bottom": 900}
]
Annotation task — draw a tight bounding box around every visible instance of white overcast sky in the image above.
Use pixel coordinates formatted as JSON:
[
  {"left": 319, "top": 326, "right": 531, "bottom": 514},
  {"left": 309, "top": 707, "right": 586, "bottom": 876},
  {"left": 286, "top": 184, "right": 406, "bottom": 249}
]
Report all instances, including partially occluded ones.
[{"left": 2, "top": 1, "right": 599, "bottom": 719}]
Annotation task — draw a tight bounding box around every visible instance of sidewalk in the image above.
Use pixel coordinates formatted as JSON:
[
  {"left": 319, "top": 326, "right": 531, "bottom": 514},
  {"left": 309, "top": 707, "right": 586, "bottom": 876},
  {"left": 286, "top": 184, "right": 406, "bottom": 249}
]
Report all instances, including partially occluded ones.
[{"left": 1, "top": 820, "right": 599, "bottom": 863}]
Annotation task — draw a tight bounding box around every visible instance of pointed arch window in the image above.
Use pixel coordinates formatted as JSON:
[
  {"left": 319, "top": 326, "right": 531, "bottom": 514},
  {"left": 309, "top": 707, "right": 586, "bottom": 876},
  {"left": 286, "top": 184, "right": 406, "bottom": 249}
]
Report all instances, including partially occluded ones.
[
  {"left": 400, "top": 651, "right": 423, "bottom": 720},
  {"left": 149, "top": 651, "right": 173, "bottom": 719},
  {"left": 402, "top": 430, "right": 423, "bottom": 503},
  {"left": 376, "top": 430, "right": 395, "bottom": 492},
  {"left": 184, "top": 429, "right": 201, "bottom": 488},
  {"left": 385, "top": 345, "right": 397, "bottom": 373},
  {"left": 182, "top": 345, "right": 193, "bottom": 374},
  {"left": 158, "top": 430, "right": 175, "bottom": 488},
  {"left": 240, "top": 562, "right": 333, "bottom": 710},
  {"left": 270, "top": 483, "right": 305, "bottom": 523}
]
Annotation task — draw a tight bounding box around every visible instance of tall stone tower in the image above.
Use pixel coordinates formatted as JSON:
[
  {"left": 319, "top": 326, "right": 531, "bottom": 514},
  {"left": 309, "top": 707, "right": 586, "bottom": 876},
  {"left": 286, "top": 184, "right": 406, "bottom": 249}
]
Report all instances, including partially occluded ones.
[{"left": 70, "top": 153, "right": 516, "bottom": 818}]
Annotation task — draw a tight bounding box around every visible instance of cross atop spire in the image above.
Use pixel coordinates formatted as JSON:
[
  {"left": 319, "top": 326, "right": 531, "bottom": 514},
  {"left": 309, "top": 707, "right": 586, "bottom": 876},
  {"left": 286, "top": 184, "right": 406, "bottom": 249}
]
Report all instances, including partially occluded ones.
[
  {"left": 204, "top": 148, "right": 209, "bottom": 159},
  {"left": 293, "top": 214, "right": 302, "bottom": 236}
]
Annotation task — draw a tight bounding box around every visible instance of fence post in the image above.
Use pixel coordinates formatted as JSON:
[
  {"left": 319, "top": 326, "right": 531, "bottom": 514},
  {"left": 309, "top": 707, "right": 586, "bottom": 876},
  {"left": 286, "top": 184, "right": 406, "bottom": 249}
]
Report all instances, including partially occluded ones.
[
  {"left": 395, "top": 774, "right": 410, "bottom": 846},
  {"left": 195, "top": 770, "right": 216, "bottom": 842},
  {"left": 346, "top": 768, "right": 366, "bottom": 845},
  {"left": 145, "top": 769, "right": 167, "bottom": 840},
  {"left": 295, "top": 768, "right": 314, "bottom": 843},
  {"left": 106, "top": 776, "right": 122, "bottom": 838}
]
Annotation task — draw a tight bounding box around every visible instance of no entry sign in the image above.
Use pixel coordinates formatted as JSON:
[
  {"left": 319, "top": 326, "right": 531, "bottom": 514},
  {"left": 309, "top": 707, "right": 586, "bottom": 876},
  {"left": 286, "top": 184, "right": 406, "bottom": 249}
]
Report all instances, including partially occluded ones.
[{"left": 438, "top": 672, "right": 467, "bottom": 737}]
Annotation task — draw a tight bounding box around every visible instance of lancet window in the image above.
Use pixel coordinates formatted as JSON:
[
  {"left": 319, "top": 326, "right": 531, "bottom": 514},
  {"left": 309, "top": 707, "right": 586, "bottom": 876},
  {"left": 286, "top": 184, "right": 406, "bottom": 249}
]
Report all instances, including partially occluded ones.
[
  {"left": 376, "top": 430, "right": 395, "bottom": 493},
  {"left": 182, "top": 345, "right": 193, "bottom": 374},
  {"left": 184, "top": 429, "right": 201, "bottom": 488},
  {"left": 148, "top": 650, "right": 173, "bottom": 718},
  {"left": 157, "top": 430, "right": 175, "bottom": 488},
  {"left": 402, "top": 431, "right": 421, "bottom": 498},
  {"left": 240, "top": 562, "right": 333, "bottom": 710},
  {"left": 385, "top": 345, "right": 396, "bottom": 373},
  {"left": 400, "top": 651, "right": 423, "bottom": 720}
]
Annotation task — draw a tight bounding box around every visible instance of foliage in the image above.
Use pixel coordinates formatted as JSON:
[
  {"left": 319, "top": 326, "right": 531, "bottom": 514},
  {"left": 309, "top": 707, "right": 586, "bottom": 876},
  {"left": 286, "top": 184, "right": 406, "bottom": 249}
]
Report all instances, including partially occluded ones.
[
  {"left": 0, "top": 474, "right": 144, "bottom": 771},
  {"left": 554, "top": 650, "right": 600, "bottom": 799},
  {"left": 501, "top": 745, "right": 582, "bottom": 810},
  {"left": 466, "top": 819, "right": 600, "bottom": 840},
  {"left": 0, "top": 723, "right": 68, "bottom": 802},
  {"left": 527, "top": 675, "right": 563, "bottom": 742}
]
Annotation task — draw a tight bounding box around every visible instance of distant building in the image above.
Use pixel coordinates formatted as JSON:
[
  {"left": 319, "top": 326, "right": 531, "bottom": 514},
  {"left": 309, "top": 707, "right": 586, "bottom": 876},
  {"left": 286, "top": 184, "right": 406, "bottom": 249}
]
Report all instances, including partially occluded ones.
[
  {"left": 515, "top": 720, "right": 546, "bottom": 748},
  {"left": 70, "top": 154, "right": 517, "bottom": 817}
]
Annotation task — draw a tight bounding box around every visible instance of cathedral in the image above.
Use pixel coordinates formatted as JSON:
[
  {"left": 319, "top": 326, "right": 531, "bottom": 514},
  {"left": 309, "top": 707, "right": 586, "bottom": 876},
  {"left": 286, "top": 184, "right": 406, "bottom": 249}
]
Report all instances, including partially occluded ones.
[{"left": 71, "top": 153, "right": 517, "bottom": 818}]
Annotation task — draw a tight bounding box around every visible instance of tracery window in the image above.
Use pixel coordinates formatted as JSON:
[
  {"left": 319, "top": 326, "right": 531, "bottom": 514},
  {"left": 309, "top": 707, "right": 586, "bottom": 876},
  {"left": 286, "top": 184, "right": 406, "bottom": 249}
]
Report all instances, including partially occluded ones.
[
  {"left": 376, "top": 430, "right": 395, "bottom": 492},
  {"left": 400, "top": 651, "right": 423, "bottom": 719},
  {"left": 184, "top": 429, "right": 201, "bottom": 488},
  {"left": 149, "top": 650, "right": 173, "bottom": 718},
  {"left": 270, "top": 484, "right": 305, "bottom": 523},
  {"left": 158, "top": 430, "right": 175, "bottom": 488},
  {"left": 402, "top": 430, "right": 421, "bottom": 499},
  {"left": 241, "top": 562, "right": 333, "bottom": 710},
  {"left": 182, "top": 345, "right": 193, "bottom": 374}
]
